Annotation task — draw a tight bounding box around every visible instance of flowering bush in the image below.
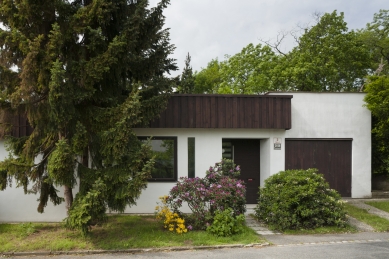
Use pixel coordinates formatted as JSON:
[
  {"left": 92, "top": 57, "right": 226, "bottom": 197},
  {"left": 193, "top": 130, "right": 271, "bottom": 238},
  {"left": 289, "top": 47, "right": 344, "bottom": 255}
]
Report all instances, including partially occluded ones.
[
  {"left": 167, "top": 177, "right": 212, "bottom": 229},
  {"left": 206, "top": 159, "right": 241, "bottom": 182},
  {"left": 155, "top": 196, "right": 187, "bottom": 234},
  {"left": 208, "top": 176, "right": 246, "bottom": 216},
  {"left": 165, "top": 159, "right": 246, "bottom": 230}
]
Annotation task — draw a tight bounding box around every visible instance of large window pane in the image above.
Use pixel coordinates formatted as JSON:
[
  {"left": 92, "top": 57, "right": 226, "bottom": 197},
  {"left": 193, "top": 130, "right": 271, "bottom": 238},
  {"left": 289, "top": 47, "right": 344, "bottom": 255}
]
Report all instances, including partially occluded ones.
[{"left": 140, "top": 137, "right": 177, "bottom": 181}]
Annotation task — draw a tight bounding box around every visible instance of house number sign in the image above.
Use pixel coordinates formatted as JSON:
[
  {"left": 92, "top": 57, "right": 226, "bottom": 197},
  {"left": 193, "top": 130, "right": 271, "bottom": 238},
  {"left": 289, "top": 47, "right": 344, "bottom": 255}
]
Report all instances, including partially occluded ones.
[{"left": 273, "top": 137, "right": 282, "bottom": 150}]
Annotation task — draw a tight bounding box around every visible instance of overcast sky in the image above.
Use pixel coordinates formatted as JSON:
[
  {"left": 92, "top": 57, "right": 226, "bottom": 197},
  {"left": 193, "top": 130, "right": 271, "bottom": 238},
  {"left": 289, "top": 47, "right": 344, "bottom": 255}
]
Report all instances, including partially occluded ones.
[{"left": 148, "top": 0, "right": 389, "bottom": 77}]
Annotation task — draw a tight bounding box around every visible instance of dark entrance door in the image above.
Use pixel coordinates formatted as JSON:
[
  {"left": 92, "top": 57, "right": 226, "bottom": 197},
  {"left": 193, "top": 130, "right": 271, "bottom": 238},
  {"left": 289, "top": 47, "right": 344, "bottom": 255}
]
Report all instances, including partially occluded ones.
[
  {"left": 222, "top": 139, "right": 260, "bottom": 204},
  {"left": 285, "top": 139, "right": 352, "bottom": 197}
]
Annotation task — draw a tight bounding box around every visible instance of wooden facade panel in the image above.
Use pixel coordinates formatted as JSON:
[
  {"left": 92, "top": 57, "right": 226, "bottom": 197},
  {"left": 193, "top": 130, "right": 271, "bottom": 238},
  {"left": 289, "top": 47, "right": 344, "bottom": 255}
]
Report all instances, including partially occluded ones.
[
  {"left": 210, "top": 96, "right": 217, "bottom": 128},
  {"left": 285, "top": 139, "right": 352, "bottom": 197},
  {"left": 218, "top": 97, "right": 225, "bottom": 128},
  {"left": 146, "top": 94, "right": 292, "bottom": 129}
]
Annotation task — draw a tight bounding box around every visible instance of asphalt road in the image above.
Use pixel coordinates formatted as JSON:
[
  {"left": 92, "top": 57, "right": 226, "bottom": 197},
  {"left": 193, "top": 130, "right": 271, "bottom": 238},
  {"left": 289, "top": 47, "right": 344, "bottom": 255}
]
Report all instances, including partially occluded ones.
[{"left": 5, "top": 240, "right": 389, "bottom": 259}]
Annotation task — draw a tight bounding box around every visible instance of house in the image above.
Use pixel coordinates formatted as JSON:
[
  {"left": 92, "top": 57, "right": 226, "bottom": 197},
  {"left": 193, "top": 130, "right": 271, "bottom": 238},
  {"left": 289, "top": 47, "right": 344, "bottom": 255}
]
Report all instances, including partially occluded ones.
[{"left": 0, "top": 92, "right": 371, "bottom": 222}]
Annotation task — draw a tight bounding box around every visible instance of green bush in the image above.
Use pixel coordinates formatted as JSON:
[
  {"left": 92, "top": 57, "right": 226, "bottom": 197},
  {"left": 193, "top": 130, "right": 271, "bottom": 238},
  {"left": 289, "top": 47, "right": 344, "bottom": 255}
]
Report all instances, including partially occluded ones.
[
  {"left": 206, "top": 208, "right": 245, "bottom": 237},
  {"left": 254, "top": 168, "right": 347, "bottom": 231}
]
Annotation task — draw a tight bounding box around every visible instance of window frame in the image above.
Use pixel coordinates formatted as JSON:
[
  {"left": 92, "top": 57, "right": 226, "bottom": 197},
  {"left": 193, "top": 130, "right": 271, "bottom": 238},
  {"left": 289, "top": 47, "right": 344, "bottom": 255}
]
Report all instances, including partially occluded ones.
[{"left": 139, "top": 136, "right": 178, "bottom": 182}]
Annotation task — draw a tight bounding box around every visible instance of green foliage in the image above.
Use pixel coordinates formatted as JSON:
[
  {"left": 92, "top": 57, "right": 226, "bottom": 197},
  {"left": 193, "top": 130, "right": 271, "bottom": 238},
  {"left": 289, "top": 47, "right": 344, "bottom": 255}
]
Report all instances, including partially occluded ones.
[
  {"left": 255, "top": 168, "right": 347, "bottom": 231},
  {"left": 206, "top": 208, "right": 245, "bottom": 237},
  {"left": 0, "top": 0, "right": 176, "bottom": 234},
  {"left": 217, "top": 43, "right": 280, "bottom": 94},
  {"left": 285, "top": 11, "right": 371, "bottom": 91},
  {"left": 194, "top": 59, "right": 221, "bottom": 93},
  {"left": 358, "top": 9, "right": 389, "bottom": 74},
  {"left": 178, "top": 53, "right": 195, "bottom": 93},
  {"left": 65, "top": 178, "right": 108, "bottom": 236},
  {"left": 47, "top": 139, "right": 76, "bottom": 188},
  {"left": 364, "top": 76, "right": 389, "bottom": 175},
  {"left": 18, "top": 223, "right": 36, "bottom": 237}
]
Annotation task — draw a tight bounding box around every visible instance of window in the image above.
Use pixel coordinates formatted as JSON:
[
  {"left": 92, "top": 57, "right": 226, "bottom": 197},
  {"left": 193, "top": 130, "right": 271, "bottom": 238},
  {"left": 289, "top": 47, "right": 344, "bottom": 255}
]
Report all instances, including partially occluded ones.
[
  {"left": 140, "top": 137, "right": 177, "bottom": 182},
  {"left": 188, "top": 137, "right": 195, "bottom": 178},
  {"left": 222, "top": 140, "right": 233, "bottom": 159}
]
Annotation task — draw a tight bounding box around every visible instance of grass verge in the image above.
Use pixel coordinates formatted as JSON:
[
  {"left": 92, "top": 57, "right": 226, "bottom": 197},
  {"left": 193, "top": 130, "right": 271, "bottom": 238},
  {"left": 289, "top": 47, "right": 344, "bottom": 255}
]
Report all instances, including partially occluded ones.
[
  {"left": 365, "top": 201, "right": 389, "bottom": 214},
  {"left": 344, "top": 203, "right": 389, "bottom": 232},
  {"left": 0, "top": 215, "right": 264, "bottom": 252},
  {"left": 282, "top": 225, "right": 357, "bottom": 235},
  {"left": 249, "top": 214, "right": 356, "bottom": 235}
]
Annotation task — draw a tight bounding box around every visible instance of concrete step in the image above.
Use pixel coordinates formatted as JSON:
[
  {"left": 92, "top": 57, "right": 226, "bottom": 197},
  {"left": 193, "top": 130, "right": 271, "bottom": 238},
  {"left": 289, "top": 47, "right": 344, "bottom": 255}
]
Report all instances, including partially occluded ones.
[{"left": 372, "top": 191, "right": 389, "bottom": 198}]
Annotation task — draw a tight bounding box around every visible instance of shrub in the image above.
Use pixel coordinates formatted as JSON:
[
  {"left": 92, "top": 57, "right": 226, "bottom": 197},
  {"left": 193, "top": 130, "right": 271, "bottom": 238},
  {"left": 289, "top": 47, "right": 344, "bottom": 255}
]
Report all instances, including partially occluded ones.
[
  {"left": 254, "top": 168, "right": 347, "bottom": 231},
  {"left": 164, "top": 159, "right": 246, "bottom": 230},
  {"left": 155, "top": 196, "right": 187, "bottom": 234},
  {"left": 206, "top": 208, "right": 245, "bottom": 237}
]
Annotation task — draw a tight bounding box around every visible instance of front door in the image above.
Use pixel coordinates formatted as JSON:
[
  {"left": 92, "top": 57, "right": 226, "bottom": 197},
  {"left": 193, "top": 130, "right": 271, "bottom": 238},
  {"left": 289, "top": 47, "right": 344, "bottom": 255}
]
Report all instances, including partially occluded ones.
[{"left": 222, "top": 139, "right": 260, "bottom": 204}]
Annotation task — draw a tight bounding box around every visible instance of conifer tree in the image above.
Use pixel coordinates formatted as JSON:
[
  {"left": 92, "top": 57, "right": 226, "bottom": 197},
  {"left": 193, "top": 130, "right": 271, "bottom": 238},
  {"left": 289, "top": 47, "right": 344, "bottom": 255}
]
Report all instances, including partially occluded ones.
[
  {"left": 0, "top": 0, "right": 176, "bottom": 234},
  {"left": 178, "top": 52, "right": 195, "bottom": 93}
]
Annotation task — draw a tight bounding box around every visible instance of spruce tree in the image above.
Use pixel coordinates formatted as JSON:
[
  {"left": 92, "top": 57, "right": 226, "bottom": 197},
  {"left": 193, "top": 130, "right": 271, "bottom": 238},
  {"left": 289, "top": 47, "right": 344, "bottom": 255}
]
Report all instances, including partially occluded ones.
[
  {"left": 179, "top": 52, "right": 195, "bottom": 93},
  {"left": 0, "top": 0, "right": 176, "bottom": 234}
]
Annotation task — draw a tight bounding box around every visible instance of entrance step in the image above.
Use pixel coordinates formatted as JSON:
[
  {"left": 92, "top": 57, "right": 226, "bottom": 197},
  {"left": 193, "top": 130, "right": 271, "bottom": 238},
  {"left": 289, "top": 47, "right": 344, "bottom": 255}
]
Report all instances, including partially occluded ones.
[{"left": 372, "top": 191, "right": 389, "bottom": 198}]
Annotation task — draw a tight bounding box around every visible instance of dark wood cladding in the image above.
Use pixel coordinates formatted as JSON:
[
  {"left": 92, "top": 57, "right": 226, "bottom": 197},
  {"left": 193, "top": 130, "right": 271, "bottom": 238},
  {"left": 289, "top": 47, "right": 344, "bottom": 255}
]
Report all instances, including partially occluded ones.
[
  {"left": 149, "top": 94, "right": 292, "bottom": 129},
  {"left": 11, "top": 114, "right": 33, "bottom": 138},
  {"left": 285, "top": 139, "right": 352, "bottom": 197}
]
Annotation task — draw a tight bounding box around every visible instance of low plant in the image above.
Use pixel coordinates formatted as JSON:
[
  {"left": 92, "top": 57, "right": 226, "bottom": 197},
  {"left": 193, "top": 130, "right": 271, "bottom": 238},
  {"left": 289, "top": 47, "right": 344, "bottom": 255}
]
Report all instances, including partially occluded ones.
[
  {"left": 206, "top": 208, "right": 245, "bottom": 237},
  {"left": 19, "top": 222, "right": 36, "bottom": 237},
  {"left": 155, "top": 196, "right": 187, "bottom": 234},
  {"left": 255, "top": 168, "right": 347, "bottom": 231}
]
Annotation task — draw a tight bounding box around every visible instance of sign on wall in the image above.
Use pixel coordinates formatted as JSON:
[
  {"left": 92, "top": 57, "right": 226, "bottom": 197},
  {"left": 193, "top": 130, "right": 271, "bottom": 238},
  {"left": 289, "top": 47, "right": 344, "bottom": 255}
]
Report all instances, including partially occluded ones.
[{"left": 274, "top": 137, "right": 282, "bottom": 150}]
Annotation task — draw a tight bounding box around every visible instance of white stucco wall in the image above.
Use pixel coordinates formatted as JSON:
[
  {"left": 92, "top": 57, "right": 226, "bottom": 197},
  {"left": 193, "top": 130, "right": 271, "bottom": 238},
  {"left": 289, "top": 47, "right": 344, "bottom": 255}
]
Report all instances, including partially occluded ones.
[
  {"left": 270, "top": 92, "right": 371, "bottom": 198},
  {"left": 0, "top": 140, "right": 71, "bottom": 222}
]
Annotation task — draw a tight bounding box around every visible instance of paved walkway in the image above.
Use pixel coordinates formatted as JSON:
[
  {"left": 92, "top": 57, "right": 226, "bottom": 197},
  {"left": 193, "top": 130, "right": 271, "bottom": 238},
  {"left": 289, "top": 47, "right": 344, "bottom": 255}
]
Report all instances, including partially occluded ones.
[{"left": 245, "top": 204, "right": 280, "bottom": 235}]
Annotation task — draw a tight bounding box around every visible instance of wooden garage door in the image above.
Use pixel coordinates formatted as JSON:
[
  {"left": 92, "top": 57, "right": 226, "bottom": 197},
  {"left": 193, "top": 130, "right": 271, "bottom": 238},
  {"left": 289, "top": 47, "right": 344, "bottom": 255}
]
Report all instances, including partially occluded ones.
[{"left": 285, "top": 139, "right": 352, "bottom": 197}]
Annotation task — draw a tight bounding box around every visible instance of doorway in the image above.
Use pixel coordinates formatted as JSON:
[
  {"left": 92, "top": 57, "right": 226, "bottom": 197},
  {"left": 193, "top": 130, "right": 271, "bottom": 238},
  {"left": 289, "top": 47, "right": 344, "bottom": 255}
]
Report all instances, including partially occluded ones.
[{"left": 222, "top": 139, "right": 260, "bottom": 204}]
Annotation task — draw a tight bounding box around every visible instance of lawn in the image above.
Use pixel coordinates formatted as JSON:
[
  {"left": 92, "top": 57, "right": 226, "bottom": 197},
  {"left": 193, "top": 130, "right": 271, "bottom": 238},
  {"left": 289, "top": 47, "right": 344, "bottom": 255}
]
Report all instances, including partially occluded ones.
[
  {"left": 0, "top": 215, "right": 264, "bottom": 252},
  {"left": 365, "top": 201, "right": 389, "bottom": 214},
  {"left": 344, "top": 203, "right": 389, "bottom": 232},
  {"left": 281, "top": 225, "right": 357, "bottom": 235}
]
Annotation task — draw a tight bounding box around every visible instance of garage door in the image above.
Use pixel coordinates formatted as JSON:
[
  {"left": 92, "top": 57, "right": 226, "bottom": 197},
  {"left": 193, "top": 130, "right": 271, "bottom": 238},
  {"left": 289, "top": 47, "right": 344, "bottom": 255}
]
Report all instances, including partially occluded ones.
[{"left": 285, "top": 139, "right": 352, "bottom": 197}]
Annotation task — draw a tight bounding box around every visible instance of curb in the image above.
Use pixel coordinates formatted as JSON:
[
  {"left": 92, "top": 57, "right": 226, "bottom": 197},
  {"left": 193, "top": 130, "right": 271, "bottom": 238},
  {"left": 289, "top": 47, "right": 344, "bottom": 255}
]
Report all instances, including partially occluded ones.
[
  {"left": 1, "top": 243, "right": 270, "bottom": 257},
  {"left": 275, "top": 239, "right": 388, "bottom": 247}
]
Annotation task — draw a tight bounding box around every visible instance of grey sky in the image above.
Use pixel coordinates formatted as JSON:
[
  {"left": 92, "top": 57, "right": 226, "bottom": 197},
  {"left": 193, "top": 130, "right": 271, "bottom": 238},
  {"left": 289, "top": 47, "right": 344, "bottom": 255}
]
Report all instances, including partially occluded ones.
[{"left": 148, "top": 0, "right": 389, "bottom": 77}]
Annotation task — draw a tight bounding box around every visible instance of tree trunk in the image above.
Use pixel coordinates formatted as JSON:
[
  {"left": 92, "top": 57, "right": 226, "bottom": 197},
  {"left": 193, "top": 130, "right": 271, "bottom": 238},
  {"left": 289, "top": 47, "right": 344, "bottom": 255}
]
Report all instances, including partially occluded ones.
[{"left": 64, "top": 185, "right": 73, "bottom": 215}]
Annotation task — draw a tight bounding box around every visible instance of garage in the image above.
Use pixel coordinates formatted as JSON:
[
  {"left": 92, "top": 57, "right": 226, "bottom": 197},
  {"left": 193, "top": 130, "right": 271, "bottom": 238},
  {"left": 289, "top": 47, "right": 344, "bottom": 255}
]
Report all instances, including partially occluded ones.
[{"left": 285, "top": 139, "right": 352, "bottom": 197}]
